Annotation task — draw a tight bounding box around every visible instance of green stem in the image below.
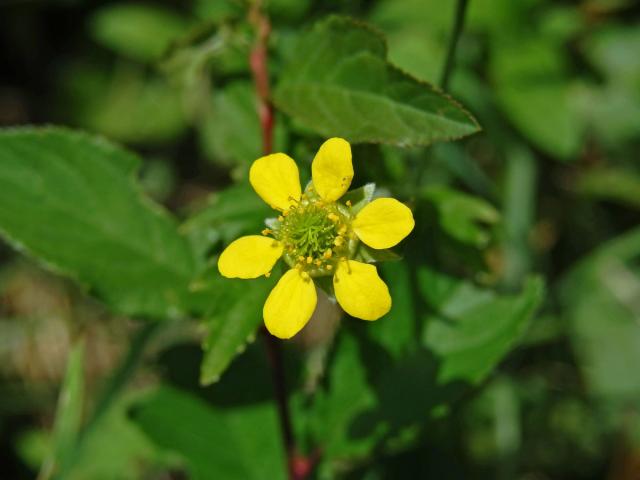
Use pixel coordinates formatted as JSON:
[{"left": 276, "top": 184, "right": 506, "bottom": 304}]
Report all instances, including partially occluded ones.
[
  {"left": 413, "top": 0, "right": 470, "bottom": 193},
  {"left": 440, "top": 0, "right": 469, "bottom": 90}
]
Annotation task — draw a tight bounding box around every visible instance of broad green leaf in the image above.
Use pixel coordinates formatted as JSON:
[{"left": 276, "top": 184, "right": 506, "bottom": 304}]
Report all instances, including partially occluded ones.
[
  {"left": 180, "top": 184, "right": 272, "bottom": 263},
  {"left": 130, "top": 385, "right": 287, "bottom": 480},
  {"left": 420, "top": 269, "right": 544, "bottom": 384},
  {"left": 40, "top": 340, "right": 85, "bottom": 479},
  {"left": 59, "top": 64, "right": 187, "bottom": 145},
  {"left": 273, "top": 16, "right": 479, "bottom": 147},
  {"left": 199, "top": 274, "right": 275, "bottom": 385},
  {"left": 67, "top": 393, "right": 171, "bottom": 480},
  {"left": 193, "top": 0, "right": 242, "bottom": 22},
  {"left": 423, "top": 186, "right": 499, "bottom": 248},
  {"left": 366, "top": 262, "right": 415, "bottom": 358},
  {"left": 369, "top": 0, "right": 455, "bottom": 82},
  {"left": 491, "top": 39, "right": 584, "bottom": 160},
  {"left": 561, "top": 227, "right": 640, "bottom": 401},
  {"left": 89, "top": 3, "right": 190, "bottom": 62},
  {"left": 582, "top": 25, "right": 640, "bottom": 89},
  {"left": 199, "top": 81, "right": 262, "bottom": 170},
  {"left": 310, "top": 334, "right": 381, "bottom": 463},
  {"left": 0, "top": 128, "right": 197, "bottom": 318},
  {"left": 199, "top": 81, "right": 288, "bottom": 171}
]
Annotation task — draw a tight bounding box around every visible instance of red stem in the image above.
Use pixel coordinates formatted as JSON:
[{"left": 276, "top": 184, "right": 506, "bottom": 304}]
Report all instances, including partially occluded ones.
[
  {"left": 248, "top": 4, "right": 316, "bottom": 479},
  {"left": 249, "top": 5, "right": 274, "bottom": 156}
]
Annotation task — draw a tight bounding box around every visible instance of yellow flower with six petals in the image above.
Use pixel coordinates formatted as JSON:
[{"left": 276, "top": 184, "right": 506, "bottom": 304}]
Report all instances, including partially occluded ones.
[{"left": 217, "top": 138, "right": 415, "bottom": 339}]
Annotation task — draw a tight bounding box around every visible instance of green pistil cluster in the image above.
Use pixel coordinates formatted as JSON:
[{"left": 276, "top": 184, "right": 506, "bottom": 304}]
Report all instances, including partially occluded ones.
[{"left": 267, "top": 193, "right": 355, "bottom": 277}]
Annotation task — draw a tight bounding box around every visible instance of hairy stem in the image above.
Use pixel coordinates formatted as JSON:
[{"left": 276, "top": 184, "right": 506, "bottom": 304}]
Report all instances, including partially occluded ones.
[{"left": 248, "top": 3, "right": 314, "bottom": 479}]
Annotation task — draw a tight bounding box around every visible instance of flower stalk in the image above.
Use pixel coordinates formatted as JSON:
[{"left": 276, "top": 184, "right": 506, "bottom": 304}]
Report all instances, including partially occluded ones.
[{"left": 248, "top": 3, "right": 312, "bottom": 479}]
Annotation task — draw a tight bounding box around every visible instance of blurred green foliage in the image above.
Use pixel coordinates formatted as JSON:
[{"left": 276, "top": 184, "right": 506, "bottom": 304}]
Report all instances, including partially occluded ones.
[{"left": 0, "top": 0, "right": 639, "bottom": 479}]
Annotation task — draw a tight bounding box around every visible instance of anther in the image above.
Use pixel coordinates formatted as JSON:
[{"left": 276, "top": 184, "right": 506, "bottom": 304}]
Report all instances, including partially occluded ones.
[
  {"left": 323, "top": 249, "right": 333, "bottom": 259},
  {"left": 278, "top": 215, "right": 284, "bottom": 222},
  {"left": 301, "top": 271, "right": 310, "bottom": 281},
  {"left": 346, "top": 200, "right": 352, "bottom": 207},
  {"left": 306, "top": 256, "right": 313, "bottom": 264},
  {"left": 328, "top": 213, "right": 339, "bottom": 222},
  {"left": 261, "top": 228, "right": 271, "bottom": 236},
  {"left": 265, "top": 271, "right": 271, "bottom": 278},
  {"left": 334, "top": 236, "right": 344, "bottom": 247}
]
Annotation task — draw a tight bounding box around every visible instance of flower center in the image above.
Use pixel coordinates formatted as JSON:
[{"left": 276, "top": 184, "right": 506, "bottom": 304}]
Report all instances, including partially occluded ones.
[{"left": 273, "top": 194, "right": 354, "bottom": 276}]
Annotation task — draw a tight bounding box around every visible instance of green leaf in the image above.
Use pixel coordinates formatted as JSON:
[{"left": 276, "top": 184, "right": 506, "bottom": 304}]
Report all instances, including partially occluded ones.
[
  {"left": 340, "top": 182, "right": 376, "bottom": 214},
  {"left": 130, "top": 385, "right": 287, "bottom": 480},
  {"left": 491, "top": 39, "right": 584, "bottom": 160},
  {"left": 561, "top": 227, "right": 640, "bottom": 401},
  {"left": 366, "top": 262, "right": 415, "bottom": 358},
  {"left": 199, "top": 81, "right": 263, "bottom": 170},
  {"left": 199, "top": 274, "right": 276, "bottom": 385},
  {"left": 420, "top": 269, "right": 544, "bottom": 384},
  {"left": 90, "top": 74, "right": 186, "bottom": 145},
  {"left": 582, "top": 25, "right": 640, "bottom": 89},
  {"left": 273, "top": 16, "right": 479, "bottom": 147},
  {"left": 180, "top": 184, "right": 272, "bottom": 263},
  {"left": 576, "top": 166, "right": 640, "bottom": 210},
  {"left": 311, "top": 334, "right": 381, "bottom": 463},
  {"left": 199, "top": 81, "right": 288, "bottom": 171},
  {"left": 89, "top": 3, "right": 190, "bottom": 62},
  {"left": 355, "top": 244, "right": 401, "bottom": 264},
  {"left": 66, "top": 392, "right": 171, "bottom": 480},
  {"left": 41, "top": 340, "right": 85, "bottom": 479},
  {"left": 423, "top": 186, "right": 499, "bottom": 248},
  {"left": 0, "top": 127, "right": 197, "bottom": 318}
]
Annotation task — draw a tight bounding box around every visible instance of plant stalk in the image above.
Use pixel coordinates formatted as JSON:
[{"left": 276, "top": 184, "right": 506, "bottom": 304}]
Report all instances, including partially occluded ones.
[
  {"left": 440, "top": 0, "right": 469, "bottom": 90},
  {"left": 248, "top": 3, "right": 313, "bottom": 479}
]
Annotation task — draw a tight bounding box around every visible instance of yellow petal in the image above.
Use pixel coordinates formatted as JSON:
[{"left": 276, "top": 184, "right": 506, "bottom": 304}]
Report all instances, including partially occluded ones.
[
  {"left": 218, "top": 235, "right": 283, "bottom": 279},
  {"left": 353, "top": 198, "right": 415, "bottom": 249},
  {"left": 311, "top": 137, "right": 353, "bottom": 202},
  {"left": 333, "top": 260, "right": 391, "bottom": 321},
  {"left": 249, "top": 153, "right": 301, "bottom": 211},
  {"left": 264, "top": 269, "right": 317, "bottom": 339}
]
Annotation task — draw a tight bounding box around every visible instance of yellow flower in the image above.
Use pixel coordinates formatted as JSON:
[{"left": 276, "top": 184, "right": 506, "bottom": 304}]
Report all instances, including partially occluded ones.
[{"left": 217, "top": 138, "right": 415, "bottom": 339}]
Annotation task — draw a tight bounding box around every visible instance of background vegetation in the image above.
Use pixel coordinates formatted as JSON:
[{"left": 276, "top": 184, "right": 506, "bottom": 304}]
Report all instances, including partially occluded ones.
[{"left": 0, "top": 0, "right": 639, "bottom": 478}]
